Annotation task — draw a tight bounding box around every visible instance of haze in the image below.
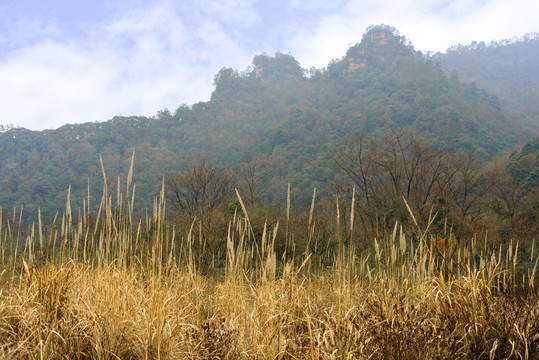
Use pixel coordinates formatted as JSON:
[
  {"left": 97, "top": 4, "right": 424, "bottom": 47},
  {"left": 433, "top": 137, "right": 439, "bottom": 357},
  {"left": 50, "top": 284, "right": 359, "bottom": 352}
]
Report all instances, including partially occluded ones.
[{"left": 0, "top": 0, "right": 537, "bottom": 130}]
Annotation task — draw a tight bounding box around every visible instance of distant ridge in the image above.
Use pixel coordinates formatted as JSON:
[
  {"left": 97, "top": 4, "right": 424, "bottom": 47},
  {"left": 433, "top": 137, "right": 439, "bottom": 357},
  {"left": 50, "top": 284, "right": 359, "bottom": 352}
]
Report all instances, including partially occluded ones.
[{"left": 0, "top": 25, "right": 536, "bottom": 218}]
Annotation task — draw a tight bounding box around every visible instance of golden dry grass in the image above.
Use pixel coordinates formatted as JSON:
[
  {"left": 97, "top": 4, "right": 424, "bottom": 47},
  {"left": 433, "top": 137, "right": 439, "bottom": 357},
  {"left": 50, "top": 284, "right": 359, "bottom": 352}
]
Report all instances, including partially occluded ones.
[
  {"left": 0, "top": 161, "right": 537, "bottom": 359},
  {"left": 0, "top": 253, "right": 537, "bottom": 359}
]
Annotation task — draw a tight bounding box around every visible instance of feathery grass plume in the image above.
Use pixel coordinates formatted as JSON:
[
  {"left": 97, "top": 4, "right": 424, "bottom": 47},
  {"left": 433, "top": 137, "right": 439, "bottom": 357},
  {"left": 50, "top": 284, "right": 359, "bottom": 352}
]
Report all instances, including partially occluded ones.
[
  {"left": 350, "top": 184, "right": 355, "bottom": 245},
  {"left": 37, "top": 208, "right": 43, "bottom": 252},
  {"left": 234, "top": 188, "right": 263, "bottom": 270},
  {"left": 285, "top": 183, "right": 290, "bottom": 257},
  {"left": 306, "top": 187, "right": 316, "bottom": 256},
  {"left": 126, "top": 151, "right": 135, "bottom": 221},
  {"left": 336, "top": 196, "right": 340, "bottom": 246},
  {"left": 0, "top": 157, "right": 536, "bottom": 359},
  {"left": 0, "top": 206, "right": 3, "bottom": 264}
]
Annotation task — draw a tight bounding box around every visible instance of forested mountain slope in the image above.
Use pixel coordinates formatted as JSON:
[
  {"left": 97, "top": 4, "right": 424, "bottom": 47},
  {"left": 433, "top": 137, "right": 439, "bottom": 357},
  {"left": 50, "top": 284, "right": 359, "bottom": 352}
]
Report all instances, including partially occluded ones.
[
  {"left": 0, "top": 25, "right": 535, "bottom": 220},
  {"left": 435, "top": 34, "right": 539, "bottom": 129}
]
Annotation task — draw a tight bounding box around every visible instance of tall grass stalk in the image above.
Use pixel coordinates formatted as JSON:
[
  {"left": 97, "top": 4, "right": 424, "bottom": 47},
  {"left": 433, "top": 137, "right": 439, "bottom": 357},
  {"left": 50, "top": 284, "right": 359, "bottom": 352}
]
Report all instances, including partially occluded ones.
[{"left": 0, "top": 162, "right": 536, "bottom": 359}]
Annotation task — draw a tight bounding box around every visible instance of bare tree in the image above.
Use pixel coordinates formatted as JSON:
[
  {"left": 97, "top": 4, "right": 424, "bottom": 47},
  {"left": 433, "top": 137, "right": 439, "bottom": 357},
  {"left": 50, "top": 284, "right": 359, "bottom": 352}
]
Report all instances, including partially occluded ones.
[
  {"left": 334, "top": 128, "right": 459, "bottom": 238},
  {"left": 237, "top": 154, "right": 278, "bottom": 207},
  {"left": 166, "top": 156, "right": 234, "bottom": 231},
  {"left": 484, "top": 158, "right": 532, "bottom": 239},
  {"left": 445, "top": 148, "right": 491, "bottom": 236}
]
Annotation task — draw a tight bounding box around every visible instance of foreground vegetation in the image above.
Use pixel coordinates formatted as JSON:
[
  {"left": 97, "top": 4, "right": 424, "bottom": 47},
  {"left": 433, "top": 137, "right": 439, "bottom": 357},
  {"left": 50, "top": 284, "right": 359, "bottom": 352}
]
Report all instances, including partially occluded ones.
[
  {"left": 0, "top": 162, "right": 537, "bottom": 360},
  {"left": 0, "top": 24, "right": 536, "bottom": 359}
]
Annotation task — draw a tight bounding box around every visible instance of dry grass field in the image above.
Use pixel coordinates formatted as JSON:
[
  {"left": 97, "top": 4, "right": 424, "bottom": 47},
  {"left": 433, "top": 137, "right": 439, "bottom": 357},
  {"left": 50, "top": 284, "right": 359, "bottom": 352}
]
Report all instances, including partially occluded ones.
[{"left": 0, "top": 165, "right": 537, "bottom": 359}]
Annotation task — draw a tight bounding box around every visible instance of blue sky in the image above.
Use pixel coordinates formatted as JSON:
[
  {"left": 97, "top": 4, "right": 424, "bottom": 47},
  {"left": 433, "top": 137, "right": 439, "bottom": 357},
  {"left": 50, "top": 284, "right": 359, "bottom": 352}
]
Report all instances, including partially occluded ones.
[{"left": 1, "top": 0, "right": 537, "bottom": 130}]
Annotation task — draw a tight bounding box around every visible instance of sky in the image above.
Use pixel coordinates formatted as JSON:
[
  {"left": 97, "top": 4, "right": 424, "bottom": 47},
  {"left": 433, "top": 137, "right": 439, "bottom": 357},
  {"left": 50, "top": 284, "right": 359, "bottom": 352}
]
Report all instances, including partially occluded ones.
[{"left": 0, "top": 0, "right": 537, "bottom": 131}]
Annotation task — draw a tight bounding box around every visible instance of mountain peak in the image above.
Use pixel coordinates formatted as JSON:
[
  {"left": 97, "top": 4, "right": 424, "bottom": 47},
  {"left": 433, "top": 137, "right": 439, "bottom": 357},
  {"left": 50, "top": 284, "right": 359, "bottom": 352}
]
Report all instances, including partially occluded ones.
[
  {"left": 365, "top": 25, "right": 393, "bottom": 45},
  {"left": 252, "top": 53, "right": 303, "bottom": 79},
  {"left": 346, "top": 25, "right": 417, "bottom": 70}
]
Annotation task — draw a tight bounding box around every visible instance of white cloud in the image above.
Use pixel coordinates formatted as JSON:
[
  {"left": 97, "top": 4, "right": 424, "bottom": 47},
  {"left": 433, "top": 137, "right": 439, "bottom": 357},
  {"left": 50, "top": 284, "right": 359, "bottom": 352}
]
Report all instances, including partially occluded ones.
[
  {"left": 287, "top": 0, "right": 539, "bottom": 69},
  {"left": 0, "top": 17, "right": 60, "bottom": 54},
  {"left": 0, "top": 0, "right": 537, "bottom": 130},
  {"left": 192, "top": 0, "right": 259, "bottom": 27},
  {"left": 0, "top": 1, "right": 255, "bottom": 130}
]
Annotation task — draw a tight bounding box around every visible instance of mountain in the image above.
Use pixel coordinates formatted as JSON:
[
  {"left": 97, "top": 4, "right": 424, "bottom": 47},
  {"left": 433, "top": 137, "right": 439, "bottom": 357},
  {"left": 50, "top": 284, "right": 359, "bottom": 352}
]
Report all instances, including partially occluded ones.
[
  {"left": 0, "top": 25, "right": 536, "bottom": 220},
  {"left": 434, "top": 34, "right": 539, "bottom": 130}
]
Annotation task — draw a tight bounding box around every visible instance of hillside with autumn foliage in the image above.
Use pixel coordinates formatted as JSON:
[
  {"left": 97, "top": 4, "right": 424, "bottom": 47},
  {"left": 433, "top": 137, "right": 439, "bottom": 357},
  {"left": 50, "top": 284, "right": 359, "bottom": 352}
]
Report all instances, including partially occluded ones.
[{"left": 0, "top": 25, "right": 537, "bottom": 230}]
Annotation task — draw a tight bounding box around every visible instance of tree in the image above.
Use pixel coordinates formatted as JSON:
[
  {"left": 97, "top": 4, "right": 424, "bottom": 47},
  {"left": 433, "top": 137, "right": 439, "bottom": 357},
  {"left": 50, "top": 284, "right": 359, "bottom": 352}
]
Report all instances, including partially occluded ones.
[
  {"left": 0, "top": 123, "right": 14, "bottom": 132},
  {"left": 334, "top": 128, "right": 459, "bottom": 239},
  {"left": 237, "top": 154, "right": 278, "bottom": 207},
  {"left": 166, "top": 156, "right": 234, "bottom": 240},
  {"left": 445, "top": 148, "right": 491, "bottom": 236},
  {"left": 252, "top": 53, "right": 304, "bottom": 79},
  {"left": 485, "top": 156, "right": 538, "bottom": 243}
]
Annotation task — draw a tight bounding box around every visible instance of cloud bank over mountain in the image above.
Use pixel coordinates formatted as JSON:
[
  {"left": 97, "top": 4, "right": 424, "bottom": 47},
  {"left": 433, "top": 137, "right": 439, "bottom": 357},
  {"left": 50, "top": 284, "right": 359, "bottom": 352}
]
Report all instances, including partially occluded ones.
[{"left": 0, "top": 0, "right": 537, "bottom": 130}]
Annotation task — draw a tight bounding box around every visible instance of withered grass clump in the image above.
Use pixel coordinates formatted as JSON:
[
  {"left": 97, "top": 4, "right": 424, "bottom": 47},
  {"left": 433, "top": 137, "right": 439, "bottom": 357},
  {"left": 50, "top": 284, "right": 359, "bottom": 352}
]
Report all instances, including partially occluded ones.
[{"left": 0, "top": 159, "right": 537, "bottom": 359}]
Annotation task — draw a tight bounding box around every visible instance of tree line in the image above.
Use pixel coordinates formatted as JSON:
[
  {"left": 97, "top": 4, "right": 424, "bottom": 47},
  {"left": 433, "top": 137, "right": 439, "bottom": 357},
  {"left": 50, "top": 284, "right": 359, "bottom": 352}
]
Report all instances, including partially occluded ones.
[{"left": 163, "top": 130, "right": 538, "bottom": 264}]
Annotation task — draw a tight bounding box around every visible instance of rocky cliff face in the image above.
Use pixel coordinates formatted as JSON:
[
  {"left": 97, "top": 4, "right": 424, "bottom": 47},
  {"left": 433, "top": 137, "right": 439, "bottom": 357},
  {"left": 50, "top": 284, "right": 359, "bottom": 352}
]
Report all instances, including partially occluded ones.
[
  {"left": 345, "top": 26, "right": 416, "bottom": 72},
  {"left": 347, "top": 48, "right": 367, "bottom": 71},
  {"left": 369, "top": 29, "right": 389, "bottom": 45}
]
